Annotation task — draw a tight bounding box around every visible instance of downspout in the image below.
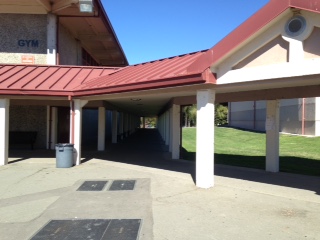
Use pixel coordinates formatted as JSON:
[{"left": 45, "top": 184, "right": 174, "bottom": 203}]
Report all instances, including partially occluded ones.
[
  {"left": 48, "top": 106, "right": 52, "bottom": 149},
  {"left": 253, "top": 101, "right": 256, "bottom": 130},
  {"left": 69, "top": 96, "right": 75, "bottom": 144},
  {"left": 228, "top": 102, "right": 232, "bottom": 126},
  {"left": 179, "top": 105, "right": 183, "bottom": 157},
  {"left": 302, "top": 98, "right": 305, "bottom": 135}
]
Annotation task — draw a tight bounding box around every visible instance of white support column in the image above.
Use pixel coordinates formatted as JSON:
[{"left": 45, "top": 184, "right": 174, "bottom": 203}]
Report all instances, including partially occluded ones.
[
  {"left": 119, "top": 112, "right": 124, "bottom": 140},
  {"left": 160, "top": 115, "right": 163, "bottom": 138},
  {"left": 0, "top": 99, "right": 9, "bottom": 166},
  {"left": 112, "top": 110, "right": 118, "bottom": 143},
  {"left": 163, "top": 114, "right": 166, "bottom": 142},
  {"left": 165, "top": 111, "right": 170, "bottom": 146},
  {"left": 47, "top": 107, "right": 58, "bottom": 150},
  {"left": 73, "top": 99, "right": 88, "bottom": 165},
  {"left": 196, "top": 90, "right": 215, "bottom": 188},
  {"left": 315, "top": 97, "right": 320, "bottom": 136},
  {"left": 170, "top": 114, "right": 173, "bottom": 148},
  {"left": 265, "top": 100, "right": 280, "bottom": 172},
  {"left": 97, "top": 107, "right": 105, "bottom": 151},
  {"left": 47, "top": 13, "right": 57, "bottom": 65},
  {"left": 171, "top": 104, "right": 180, "bottom": 159}
]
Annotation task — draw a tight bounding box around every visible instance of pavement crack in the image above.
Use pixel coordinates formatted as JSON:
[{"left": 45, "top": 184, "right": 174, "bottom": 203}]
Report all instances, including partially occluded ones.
[{"left": 155, "top": 189, "right": 198, "bottom": 202}]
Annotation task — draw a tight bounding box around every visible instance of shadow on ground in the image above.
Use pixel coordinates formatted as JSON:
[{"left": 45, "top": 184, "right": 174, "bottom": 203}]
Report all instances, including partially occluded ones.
[{"left": 8, "top": 128, "right": 320, "bottom": 195}]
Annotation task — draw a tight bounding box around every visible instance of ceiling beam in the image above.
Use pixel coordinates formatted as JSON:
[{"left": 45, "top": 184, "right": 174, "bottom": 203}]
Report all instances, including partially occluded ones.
[
  {"left": 0, "top": 5, "right": 47, "bottom": 14},
  {"left": 52, "top": 0, "right": 78, "bottom": 13},
  {"left": 91, "top": 49, "right": 120, "bottom": 55},
  {"left": 36, "top": 0, "right": 51, "bottom": 12},
  {"left": 78, "top": 34, "right": 113, "bottom": 41}
]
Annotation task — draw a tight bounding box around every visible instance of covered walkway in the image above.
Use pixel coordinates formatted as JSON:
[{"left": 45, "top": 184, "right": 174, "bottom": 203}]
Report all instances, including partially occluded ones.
[
  {"left": 2, "top": 0, "right": 320, "bottom": 190},
  {"left": 2, "top": 127, "right": 320, "bottom": 239}
]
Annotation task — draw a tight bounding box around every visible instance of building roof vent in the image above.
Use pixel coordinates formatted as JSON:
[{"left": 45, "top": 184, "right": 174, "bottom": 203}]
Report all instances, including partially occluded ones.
[{"left": 285, "top": 15, "right": 306, "bottom": 37}]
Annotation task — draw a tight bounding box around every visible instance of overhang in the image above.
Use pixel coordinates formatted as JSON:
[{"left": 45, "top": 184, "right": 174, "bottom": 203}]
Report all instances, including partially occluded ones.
[
  {"left": 0, "top": 64, "right": 120, "bottom": 97},
  {"left": 187, "top": 0, "right": 320, "bottom": 73},
  {"left": 0, "top": 50, "right": 215, "bottom": 98},
  {"left": 0, "top": 0, "right": 128, "bottom": 66}
]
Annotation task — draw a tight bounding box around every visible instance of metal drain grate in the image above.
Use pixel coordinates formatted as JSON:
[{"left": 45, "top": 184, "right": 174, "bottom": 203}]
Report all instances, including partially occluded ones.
[
  {"left": 109, "top": 180, "right": 136, "bottom": 191},
  {"left": 31, "top": 219, "right": 141, "bottom": 240},
  {"left": 77, "top": 181, "right": 108, "bottom": 191}
]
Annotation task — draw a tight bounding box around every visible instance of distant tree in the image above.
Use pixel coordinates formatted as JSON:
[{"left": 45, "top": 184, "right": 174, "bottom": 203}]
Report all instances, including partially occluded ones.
[
  {"left": 145, "top": 117, "right": 157, "bottom": 128},
  {"left": 182, "top": 105, "right": 196, "bottom": 127},
  {"left": 183, "top": 104, "right": 228, "bottom": 127},
  {"left": 215, "top": 104, "right": 228, "bottom": 126}
]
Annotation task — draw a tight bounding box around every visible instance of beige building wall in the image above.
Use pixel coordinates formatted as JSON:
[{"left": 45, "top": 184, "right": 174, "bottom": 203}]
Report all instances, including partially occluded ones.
[
  {"left": 229, "top": 98, "right": 317, "bottom": 135},
  {"left": 0, "top": 14, "right": 47, "bottom": 64},
  {"left": 0, "top": 13, "right": 84, "bottom": 149},
  {"left": 228, "top": 101, "right": 266, "bottom": 131}
]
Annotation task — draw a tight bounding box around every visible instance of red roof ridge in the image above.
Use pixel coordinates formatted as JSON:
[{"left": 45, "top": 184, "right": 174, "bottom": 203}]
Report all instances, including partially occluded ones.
[
  {"left": 131, "top": 49, "right": 208, "bottom": 67},
  {"left": 187, "top": 0, "right": 320, "bottom": 73},
  {"left": 0, "top": 63, "right": 122, "bottom": 70}
]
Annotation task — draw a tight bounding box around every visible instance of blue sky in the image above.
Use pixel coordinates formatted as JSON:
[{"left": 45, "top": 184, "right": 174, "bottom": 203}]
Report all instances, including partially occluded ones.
[{"left": 103, "top": 0, "right": 269, "bottom": 65}]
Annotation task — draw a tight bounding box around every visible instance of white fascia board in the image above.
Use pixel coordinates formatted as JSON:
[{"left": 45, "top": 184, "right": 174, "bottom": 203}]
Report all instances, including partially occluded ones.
[{"left": 217, "top": 58, "right": 320, "bottom": 85}]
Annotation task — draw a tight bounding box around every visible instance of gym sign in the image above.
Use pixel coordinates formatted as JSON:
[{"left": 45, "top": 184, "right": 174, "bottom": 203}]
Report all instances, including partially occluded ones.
[{"left": 18, "top": 40, "right": 39, "bottom": 47}]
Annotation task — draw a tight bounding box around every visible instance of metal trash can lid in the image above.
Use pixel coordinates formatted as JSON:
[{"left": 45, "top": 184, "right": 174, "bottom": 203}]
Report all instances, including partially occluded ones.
[{"left": 55, "top": 143, "right": 74, "bottom": 147}]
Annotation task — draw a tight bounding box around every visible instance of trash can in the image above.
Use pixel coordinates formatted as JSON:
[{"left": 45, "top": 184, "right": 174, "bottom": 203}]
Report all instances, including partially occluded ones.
[{"left": 55, "top": 143, "right": 74, "bottom": 168}]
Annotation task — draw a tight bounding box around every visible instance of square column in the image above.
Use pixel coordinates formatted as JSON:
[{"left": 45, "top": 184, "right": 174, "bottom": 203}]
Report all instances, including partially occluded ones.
[
  {"left": 266, "top": 100, "right": 280, "bottom": 172},
  {"left": 119, "top": 112, "right": 124, "bottom": 140},
  {"left": 72, "top": 99, "right": 88, "bottom": 165},
  {"left": 98, "top": 107, "right": 106, "bottom": 151},
  {"left": 196, "top": 90, "right": 215, "bottom": 188},
  {"left": 47, "top": 106, "right": 58, "bottom": 150},
  {"left": 165, "top": 111, "right": 170, "bottom": 145},
  {"left": 171, "top": 104, "right": 180, "bottom": 159},
  {"left": 112, "top": 110, "right": 118, "bottom": 144},
  {"left": 0, "top": 99, "right": 9, "bottom": 166},
  {"left": 47, "top": 13, "right": 57, "bottom": 65}
]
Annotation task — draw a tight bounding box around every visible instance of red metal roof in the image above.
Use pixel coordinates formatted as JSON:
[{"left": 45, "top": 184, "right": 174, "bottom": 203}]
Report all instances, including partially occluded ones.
[
  {"left": 187, "top": 0, "right": 320, "bottom": 73},
  {"left": 73, "top": 50, "right": 214, "bottom": 96},
  {"left": 0, "top": 51, "right": 214, "bottom": 97},
  {"left": 5, "top": 0, "right": 316, "bottom": 98},
  {"left": 0, "top": 64, "right": 120, "bottom": 96}
]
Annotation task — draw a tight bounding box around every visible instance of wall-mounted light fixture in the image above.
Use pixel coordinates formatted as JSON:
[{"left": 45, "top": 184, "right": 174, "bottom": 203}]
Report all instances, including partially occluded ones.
[
  {"left": 79, "top": 0, "right": 94, "bottom": 13},
  {"left": 130, "top": 98, "right": 141, "bottom": 101}
]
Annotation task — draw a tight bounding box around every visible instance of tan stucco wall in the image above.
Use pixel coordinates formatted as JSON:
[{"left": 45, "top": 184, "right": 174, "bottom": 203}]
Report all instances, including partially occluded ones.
[
  {"left": 304, "top": 27, "right": 320, "bottom": 59},
  {"left": 233, "top": 36, "right": 289, "bottom": 70},
  {"left": 0, "top": 14, "right": 47, "bottom": 64},
  {"left": 58, "top": 24, "right": 81, "bottom": 65},
  {"left": 9, "top": 106, "right": 47, "bottom": 149},
  {"left": 229, "top": 98, "right": 316, "bottom": 135}
]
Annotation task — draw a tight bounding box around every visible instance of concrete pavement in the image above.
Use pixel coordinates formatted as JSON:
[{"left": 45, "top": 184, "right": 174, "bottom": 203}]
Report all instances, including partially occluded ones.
[{"left": 0, "top": 129, "right": 319, "bottom": 239}]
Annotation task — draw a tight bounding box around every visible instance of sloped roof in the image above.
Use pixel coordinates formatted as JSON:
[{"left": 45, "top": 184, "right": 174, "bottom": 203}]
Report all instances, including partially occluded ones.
[
  {"left": 0, "top": 64, "right": 120, "bottom": 96},
  {"left": 187, "top": 0, "right": 320, "bottom": 73},
  {"left": 0, "top": 50, "right": 215, "bottom": 97},
  {"left": 73, "top": 50, "right": 215, "bottom": 96}
]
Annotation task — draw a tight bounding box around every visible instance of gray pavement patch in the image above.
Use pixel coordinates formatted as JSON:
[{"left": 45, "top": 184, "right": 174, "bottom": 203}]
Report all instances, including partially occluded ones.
[
  {"left": 77, "top": 181, "right": 108, "bottom": 191},
  {"left": 109, "top": 180, "right": 136, "bottom": 191},
  {"left": 30, "top": 219, "right": 141, "bottom": 240}
]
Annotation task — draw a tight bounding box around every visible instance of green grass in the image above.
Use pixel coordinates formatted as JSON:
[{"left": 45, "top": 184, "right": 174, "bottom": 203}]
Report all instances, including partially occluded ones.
[{"left": 182, "top": 127, "right": 320, "bottom": 176}]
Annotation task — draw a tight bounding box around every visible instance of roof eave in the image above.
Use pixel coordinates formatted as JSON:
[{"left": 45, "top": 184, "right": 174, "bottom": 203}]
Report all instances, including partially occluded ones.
[
  {"left": 95, "top": 0, "right": 129, "bottom": 66},
  {"left": 73, "top": 71, "right": 215, "bottom": 97},
  {"left": 0, "top": 89, "right": 73, "bottom": 97},
  {"left": 186, "top": 0, "right": 302, "bottom": 73}
]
